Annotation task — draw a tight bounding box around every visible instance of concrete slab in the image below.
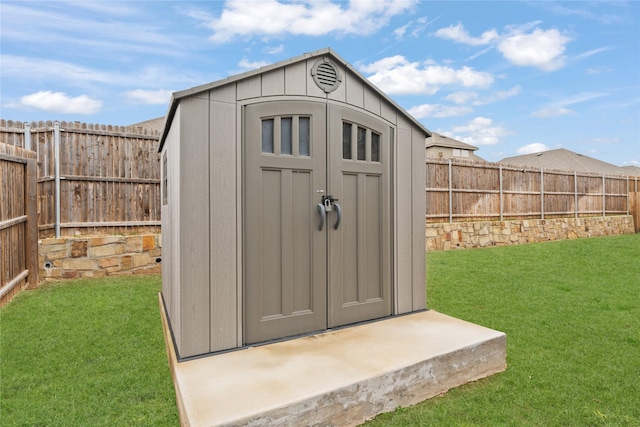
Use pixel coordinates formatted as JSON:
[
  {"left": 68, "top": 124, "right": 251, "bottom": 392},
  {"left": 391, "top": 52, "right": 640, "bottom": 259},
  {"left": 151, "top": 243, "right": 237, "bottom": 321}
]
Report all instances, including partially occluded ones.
[{"left": 159, "top": 294, "right": 506, "bottom": 427}]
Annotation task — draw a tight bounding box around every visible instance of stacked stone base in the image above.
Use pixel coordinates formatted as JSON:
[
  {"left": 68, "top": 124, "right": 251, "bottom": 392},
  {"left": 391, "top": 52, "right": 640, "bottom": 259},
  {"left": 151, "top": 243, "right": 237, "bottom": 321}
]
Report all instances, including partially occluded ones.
[
  {"left": 39, "top": 234, "right": 161, "bottom": 280},
  {"left": 426, "top": 215, "right": 635, "bottom": 251}
]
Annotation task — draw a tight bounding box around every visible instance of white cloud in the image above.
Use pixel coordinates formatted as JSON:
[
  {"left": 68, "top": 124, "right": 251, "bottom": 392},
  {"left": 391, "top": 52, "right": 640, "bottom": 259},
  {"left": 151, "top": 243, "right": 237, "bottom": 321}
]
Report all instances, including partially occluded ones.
[
  {"left": 531, "top": 107, "right": 574, "bottom": 118},
  {"left": 517, "top": 143, "right": 550, "bottom": 154},
  {"left": 475, "top": 85, "right": 522, "bottom": 105},
  {"left": 238, "top": 58, "right": 270, "bottom": 70},
  {"left": 407, "top": 103, "right": 472, "bottom": 119},
  {"left": 124, "top": 89, "right": 173, "bottom": 105},
  {"left": 434, "top": 22, "right": 571, "bottom": 71},
  {"left": 361, "top": 55, "right": 494, "bottom": 95},
  {"left": 263, "top": 44, "right": 284, "bottom": 54},
  {"left": 18, "top": 91, "right": 102, "bottom": 114},
  {"left": 201, "top": 0, "right": 418, "bottom": 43},
  {"left": 434, "top": 23, "right": 498, "bottom": 45},
  {"left": 497, "top": 28, "right": 570, "bottom": 71},
  {"left": 445, "top": 117, "right": 511, "bottom": 146},
  {"left": 531, "top": 91, "right": 607, "bottom": 117},
  {"left": 445, "top": 91, "right": 479, "bottom": 104}
]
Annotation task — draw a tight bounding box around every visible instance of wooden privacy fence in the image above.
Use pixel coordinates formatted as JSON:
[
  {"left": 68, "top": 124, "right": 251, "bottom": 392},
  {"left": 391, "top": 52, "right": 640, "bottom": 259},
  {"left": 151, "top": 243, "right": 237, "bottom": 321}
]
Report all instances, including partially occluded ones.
[
  {"left": 0, "top": 143, "right": 37, "bottom": 307},
  {"left": 0, "top": 120, "right": 161, "bottom": 238},
  {"left": 426, "top": 158, "right": 636, "bottom": 223}
]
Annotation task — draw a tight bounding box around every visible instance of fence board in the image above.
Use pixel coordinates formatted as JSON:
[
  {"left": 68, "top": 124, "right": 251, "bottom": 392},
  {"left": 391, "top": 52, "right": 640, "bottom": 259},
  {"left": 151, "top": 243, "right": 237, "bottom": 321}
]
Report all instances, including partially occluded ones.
[
  {"left": 0, "top": 143, "right": 37, "bottom": 306},
  {"left": 0, "top": 120, "right": 160, "bottom": 237},
  {"left": 426, "top": 158, "right": 638, "bottom": 223}
]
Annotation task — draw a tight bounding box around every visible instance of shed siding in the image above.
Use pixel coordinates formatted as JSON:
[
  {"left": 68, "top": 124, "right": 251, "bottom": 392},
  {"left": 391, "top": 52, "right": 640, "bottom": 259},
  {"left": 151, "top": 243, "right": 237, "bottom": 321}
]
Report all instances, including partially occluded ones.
[
  {"left": 395, "top": 125, "right": 414, "bottom": 313},
  {"left": 345, "top": 70, "right": 365, "bottom": 109},
  {"left": 237, "top": 75, "right": 261, "bottom": 101},
  {"left": 364, "top": 89, "right": 381, "bottom": 117},
  {"left": 262, "top": 68, "right": 285, "bottom": 97},
  {"left": 208, "top": 97, "right": 239, "bottom": 352},
  {"left": 412, "top": 128, "right": 427, "bottom": 310},
  {"left": 162, "top": 105, "right": 181, "bottom": 344},
  {"left": 161, "top": 50, "right": 430, "bottom": 357},
  {"left": 284, "top": 62, "right": 307, "bottom": 96},
  {"left": 178, "top": 97, "right": 211, "bottom": 357}
]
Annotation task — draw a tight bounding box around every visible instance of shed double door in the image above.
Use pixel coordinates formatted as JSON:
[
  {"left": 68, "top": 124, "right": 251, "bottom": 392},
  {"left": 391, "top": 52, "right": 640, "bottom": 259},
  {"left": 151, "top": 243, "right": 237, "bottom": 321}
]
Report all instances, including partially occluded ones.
[{"left": 244, "top": 101, "right": 391, "bottom": 345}]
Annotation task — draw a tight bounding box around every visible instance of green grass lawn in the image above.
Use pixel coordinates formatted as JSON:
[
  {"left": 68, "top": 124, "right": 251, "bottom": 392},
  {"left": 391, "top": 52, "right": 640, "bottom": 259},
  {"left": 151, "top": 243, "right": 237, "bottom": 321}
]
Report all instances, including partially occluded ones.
[
  {"left": 0, "top": 276, "right": 179, "bottom": 426},
  {"left": 1, "top": 234, "right": 638, "bottom": 426}
]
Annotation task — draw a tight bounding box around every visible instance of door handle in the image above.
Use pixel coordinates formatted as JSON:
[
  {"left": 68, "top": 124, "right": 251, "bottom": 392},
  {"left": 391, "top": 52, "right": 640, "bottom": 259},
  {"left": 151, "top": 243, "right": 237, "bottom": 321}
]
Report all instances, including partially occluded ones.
[
  {"left": 333, "top": 202, "right": 342, "bottom": 230},
  {"left": 317, "top": 203, "right": 326, "bottom": 231}
]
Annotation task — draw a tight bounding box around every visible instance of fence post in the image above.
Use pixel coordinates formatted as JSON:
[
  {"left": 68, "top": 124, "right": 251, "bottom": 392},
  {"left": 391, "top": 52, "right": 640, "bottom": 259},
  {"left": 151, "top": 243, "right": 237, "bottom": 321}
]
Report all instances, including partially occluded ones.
[
  {"left": 499, "top": 164, "right": 503, "bottom": 221},
  {"left": 627, "top": 176, "right": 630, "bottom": 216},
  {"left": 602, "top": 173, "right": 606, "bottom": 217},
  {"left": 540, "top": 167, "right": 544, "bottom": 219},
  {"left": 448, "top": 159, "right": 453, "bottom": 223},
  {"left": 24, "top": 123, "right": 31, "bottom": 151},
  {"left": 574, "top": 171, "right": 578, "bottom": 219},
  {"left": 54, "top": 121, "right": 61, "bottom": 238}
]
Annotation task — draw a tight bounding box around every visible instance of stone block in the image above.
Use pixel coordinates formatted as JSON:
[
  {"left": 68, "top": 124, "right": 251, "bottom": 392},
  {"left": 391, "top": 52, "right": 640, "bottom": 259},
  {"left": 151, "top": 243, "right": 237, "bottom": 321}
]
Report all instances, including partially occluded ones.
[
  {"left": 62, "top": 270, "right": 78, "bottom": 279},
  {"left": 425, "top": 227, "right": 439, "bottom": 237},
  {"left": 70, "top": 240, "right": 88, "bottom": 258},
  {"left": 125, "top": 236, "right": 143, "bottom": 253},
  {"left": 62, "top": 259, "right": 97, "bottom": 270},
  {"left": 132, "top": 253, "right": 151, "bottom": 268},
  {"left": 134, "top": 264, "right": 161, "bottom": 275},
  {"left": 44, "top": 250, "right": 68, "bottom": 261},
  {"left": 39, "top": 243, "right": 67, "bottom": 254},
  {"left": 121, "top": 255, "right": 133, "bottom": 271},
  {"left": 98, "top": 256, "right": 121, "bottom": 268},
  {"left": 40, "top": 238, "right": 66, "bottom": 246},
  {"left": 89, "top": 236, "right": 123, "bottom": 247},
  {"left": 88, "top": 244, "right": 125, "bottom": 258},
  {"left": 142, "top": 235, "right": 155, "bottom": 251}
]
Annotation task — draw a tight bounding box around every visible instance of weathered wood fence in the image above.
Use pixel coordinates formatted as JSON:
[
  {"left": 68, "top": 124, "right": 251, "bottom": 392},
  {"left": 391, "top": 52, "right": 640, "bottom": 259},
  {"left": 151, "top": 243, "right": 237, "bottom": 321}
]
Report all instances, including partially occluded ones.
[
  {"left": 0, "top": 143, "right": 38, "bottom": 307},
  {"left": 0, "top": 120, "right": 161, "bottom": 238},
  {"left": 426, "top": 158, "right": 637, "bottom": 223}
]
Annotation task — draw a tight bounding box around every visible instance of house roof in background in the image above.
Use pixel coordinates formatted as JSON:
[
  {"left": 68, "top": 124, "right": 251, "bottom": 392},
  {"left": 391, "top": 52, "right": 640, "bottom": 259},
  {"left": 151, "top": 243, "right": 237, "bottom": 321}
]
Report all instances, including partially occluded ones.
[
  {"left": 500, "top": 148, "right": 636, "bottom": 176},
  {"left": 426, "top": 133, "right": 478, "bottom": 151},
  {"left": 129, "top": 117, "right": 164, "bottom": 134}
]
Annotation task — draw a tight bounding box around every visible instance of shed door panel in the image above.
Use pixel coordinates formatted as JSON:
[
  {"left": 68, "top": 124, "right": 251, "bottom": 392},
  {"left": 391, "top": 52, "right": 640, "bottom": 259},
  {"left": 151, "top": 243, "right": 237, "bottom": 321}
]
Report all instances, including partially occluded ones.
[
  {"left": 328, "top": 104, "right": 392, "bottom": 327},
  {"left": 244, "top": 102, "right": 327, "bottom": 345},
  {"left": 244, "top": 101, "right": 392, "bottom": 345}
]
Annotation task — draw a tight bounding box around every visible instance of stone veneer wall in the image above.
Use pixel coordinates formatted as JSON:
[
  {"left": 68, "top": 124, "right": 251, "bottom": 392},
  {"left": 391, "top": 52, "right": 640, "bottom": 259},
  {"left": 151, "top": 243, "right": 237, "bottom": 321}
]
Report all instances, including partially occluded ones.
[
  {"left": 39, "top": 234, "right": 161, "bottom": 280},
  {"left": 426, "top": 216, "right": 635, "bottom": 251}
]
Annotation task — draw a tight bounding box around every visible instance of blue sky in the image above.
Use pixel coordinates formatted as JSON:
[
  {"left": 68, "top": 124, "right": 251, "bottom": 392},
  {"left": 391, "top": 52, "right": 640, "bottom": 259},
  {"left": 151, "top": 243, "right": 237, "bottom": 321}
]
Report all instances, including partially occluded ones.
[{"left": 1, "top": 1, "right": 639, "bottom": 166}]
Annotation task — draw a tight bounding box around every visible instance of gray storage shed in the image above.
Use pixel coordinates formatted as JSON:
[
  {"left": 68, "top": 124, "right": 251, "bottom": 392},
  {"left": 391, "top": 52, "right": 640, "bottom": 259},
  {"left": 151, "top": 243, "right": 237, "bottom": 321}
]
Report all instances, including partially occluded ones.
[{"left": 159, "top": 48, "right": 431, "bottom": 359}]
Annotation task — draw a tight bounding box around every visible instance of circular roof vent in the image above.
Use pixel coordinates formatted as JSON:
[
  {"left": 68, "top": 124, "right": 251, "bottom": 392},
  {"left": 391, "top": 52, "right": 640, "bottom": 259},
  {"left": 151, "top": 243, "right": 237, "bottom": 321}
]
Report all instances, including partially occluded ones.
[{"left": 311, "top": 58, "right": 342, "bottom": 93}]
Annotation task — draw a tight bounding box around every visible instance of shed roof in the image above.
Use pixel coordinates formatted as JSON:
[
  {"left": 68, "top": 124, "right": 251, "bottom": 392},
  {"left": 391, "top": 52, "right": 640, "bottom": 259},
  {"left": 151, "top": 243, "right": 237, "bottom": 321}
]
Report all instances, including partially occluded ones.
[
  {"left": 159, "top": 47, "right": 431, "bottom": 150},
  {"left": 500, "top": 148, "right": 631, "bottom": 176}
]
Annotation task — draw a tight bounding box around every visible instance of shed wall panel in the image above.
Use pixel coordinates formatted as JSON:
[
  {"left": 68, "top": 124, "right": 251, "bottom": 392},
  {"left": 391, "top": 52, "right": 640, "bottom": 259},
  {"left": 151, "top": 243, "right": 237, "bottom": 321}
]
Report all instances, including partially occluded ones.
[
  {"left": 262, "top": 68, "right": 285, "bottom": 97},
  {"left": 162, "top": 106, "right": 181, "bottom": 349},
  {"left": 237, "top": 75, "right": 262, "bottom": 101},
  {"left": 284, "top": 62, "right": 307, "bottom": 96},
  {"left": 210, "top": 84, "right": 237, "bottom": 104},
  {"left": 178, "top": 97, "right": 211, "bottom": 357},
  {"left": 395, "top": 127, "right": 413, "bottom": 314},
  {"left": 381, "top": 100, "right": 397, "bottom": 125},
  {"left": 209, "top": 100, "right": 238, "bottom": 352},
  {"left": 364, "top": 89, "right": 381, "bottom": 117},
  {"left": 412, "top": 128, "right": 427, "bottom": 310},
  {"left": 345, "top": 71, "right": 364, "bottom": 108}
]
